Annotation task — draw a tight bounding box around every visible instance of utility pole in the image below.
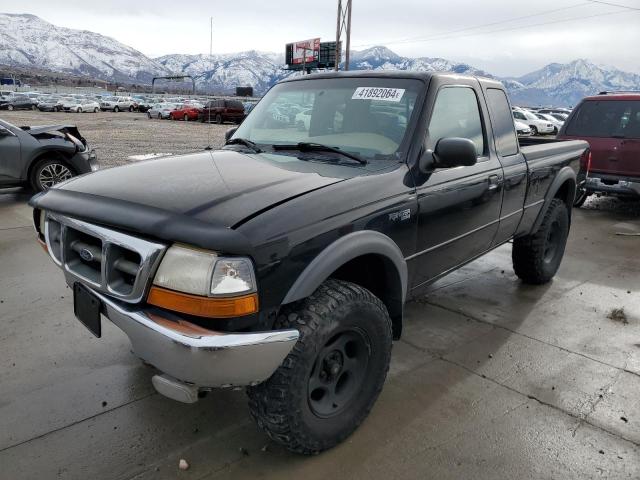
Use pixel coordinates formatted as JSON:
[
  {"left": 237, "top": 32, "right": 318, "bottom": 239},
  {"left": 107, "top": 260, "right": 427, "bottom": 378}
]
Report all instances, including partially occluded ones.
[{"left": 335, "top": 0, "right": 352, "bottom": 71}]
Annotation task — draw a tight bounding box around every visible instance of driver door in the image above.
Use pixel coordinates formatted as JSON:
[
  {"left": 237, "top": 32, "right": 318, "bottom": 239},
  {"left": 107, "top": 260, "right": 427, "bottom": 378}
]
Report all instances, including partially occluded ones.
[
  {"left": 0, "top": 125, "right": 22, "bottom": 185},
  {"left": 410, "top": 83, "right": 503, "bottom": 289}
]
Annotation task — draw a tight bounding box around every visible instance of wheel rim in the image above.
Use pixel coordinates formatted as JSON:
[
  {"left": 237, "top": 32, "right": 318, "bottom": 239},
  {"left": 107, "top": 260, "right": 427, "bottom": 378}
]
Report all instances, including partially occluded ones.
[
  {"left": 8, "top": 105, "right": 13, "bottom": 110},
  {"left": 39, "top": 163, "right": 73, "bottom": 189},
  {"left": 184, "top": 114, "right": 188, "bottom": 121},
  {"left": 307, "top": 328, "right": 370, "bottom": 418},
  {"left": 544, "top": 220, "right": 561, "bottom": 263}
]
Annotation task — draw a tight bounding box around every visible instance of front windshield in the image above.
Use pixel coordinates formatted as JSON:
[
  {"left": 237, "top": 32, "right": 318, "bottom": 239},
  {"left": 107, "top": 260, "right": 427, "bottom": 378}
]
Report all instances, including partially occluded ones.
[{"left": 232, "top": 77, "right": 423, "bottom": 161}]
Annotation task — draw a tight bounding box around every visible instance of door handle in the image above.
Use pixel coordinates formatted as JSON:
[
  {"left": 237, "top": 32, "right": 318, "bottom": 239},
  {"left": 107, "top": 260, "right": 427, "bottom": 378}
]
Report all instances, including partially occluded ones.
[{"left": 488, "top": 175, "right": 501, "bottom": 190}]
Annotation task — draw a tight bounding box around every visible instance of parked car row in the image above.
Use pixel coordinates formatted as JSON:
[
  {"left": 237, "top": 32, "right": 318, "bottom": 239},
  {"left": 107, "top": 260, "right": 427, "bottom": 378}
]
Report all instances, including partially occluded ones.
[
  {"left": 145, "top": 99, "right": 248, "bottom": 124},
  {"left": 512, "top": 105, "right": 572, "bottom": 136}
]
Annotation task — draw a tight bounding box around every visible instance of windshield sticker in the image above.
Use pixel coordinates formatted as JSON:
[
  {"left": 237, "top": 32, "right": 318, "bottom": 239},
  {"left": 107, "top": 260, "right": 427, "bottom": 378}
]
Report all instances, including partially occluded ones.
[{"left": 352, "top": 87, "right": 405, "bottom": 102}]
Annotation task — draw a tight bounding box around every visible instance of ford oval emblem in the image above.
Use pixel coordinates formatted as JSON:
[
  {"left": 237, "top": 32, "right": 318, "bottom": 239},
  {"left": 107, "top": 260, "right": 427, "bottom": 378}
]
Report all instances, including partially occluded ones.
[{"left": 79, "top": 248, "right": 94, "bottom": 262}]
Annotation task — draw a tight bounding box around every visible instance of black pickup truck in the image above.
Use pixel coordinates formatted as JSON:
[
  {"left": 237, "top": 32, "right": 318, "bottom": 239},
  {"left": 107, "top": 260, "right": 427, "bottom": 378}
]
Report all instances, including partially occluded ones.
[{"left": 31, "top": 71, "right": 588, "bottom": 454}]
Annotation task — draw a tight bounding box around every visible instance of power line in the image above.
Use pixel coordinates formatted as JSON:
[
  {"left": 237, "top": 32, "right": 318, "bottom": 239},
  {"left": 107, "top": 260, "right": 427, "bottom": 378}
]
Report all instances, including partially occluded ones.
[
  {"left": 355, "top": 7, "right": 637, "bottom": 49},
  {"left": 586, "top": 0, "right": 640, "bottom": 10},
  {"left": 353, "top": 2, "right": 592, "bottom": 48}
]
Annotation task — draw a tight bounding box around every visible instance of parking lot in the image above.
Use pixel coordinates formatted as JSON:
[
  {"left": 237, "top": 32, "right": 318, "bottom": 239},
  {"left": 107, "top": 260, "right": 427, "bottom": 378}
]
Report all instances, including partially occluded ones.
[
  {"left": 1, "top": 110, "right": 229, "bottom": 168},
  {"left": 1, "top": 111, "right": 639, "bottom": 479}
]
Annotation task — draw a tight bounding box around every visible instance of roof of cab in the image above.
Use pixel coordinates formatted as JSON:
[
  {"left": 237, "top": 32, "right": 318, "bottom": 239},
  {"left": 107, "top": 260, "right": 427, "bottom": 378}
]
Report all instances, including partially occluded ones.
[
  {"left": 584, "top": 92, "right": 640, "bottom": 101},
  {"left": 278, "top": 70, "right": 504, "bottom": 88}
]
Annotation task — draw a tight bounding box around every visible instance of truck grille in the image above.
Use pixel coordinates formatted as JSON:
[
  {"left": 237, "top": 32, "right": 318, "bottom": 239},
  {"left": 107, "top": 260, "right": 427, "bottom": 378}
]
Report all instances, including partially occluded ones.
[{"left": 44, "top": 214, "right": 166, "bottom": 303}]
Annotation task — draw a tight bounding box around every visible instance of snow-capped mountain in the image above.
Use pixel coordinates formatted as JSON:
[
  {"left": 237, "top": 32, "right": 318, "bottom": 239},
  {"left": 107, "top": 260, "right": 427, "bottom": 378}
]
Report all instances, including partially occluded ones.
[
  {"left": 155, "top": 51, "right": 292, "bottom": 93},
  {"left": 0, "top": 13, "right": 169, "bottom": 83},
  {"left": 1, "top": 13, "right": 639, "bottom": 105},
  {"left": 507, "top": 59, "right": 640, "bottom": 106},
  {"left": 349, "top": 46, "right": 491, "bottom": 77}
]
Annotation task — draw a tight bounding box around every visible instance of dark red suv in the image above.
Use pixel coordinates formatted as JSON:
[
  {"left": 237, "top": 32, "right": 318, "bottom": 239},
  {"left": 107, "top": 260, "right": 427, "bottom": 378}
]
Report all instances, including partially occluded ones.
[
  {"left": 558, "top": 92, "right": 640, "bottom": 206},
  {"left": 199, "top": 99, "right": 245, "bottom": 124}
]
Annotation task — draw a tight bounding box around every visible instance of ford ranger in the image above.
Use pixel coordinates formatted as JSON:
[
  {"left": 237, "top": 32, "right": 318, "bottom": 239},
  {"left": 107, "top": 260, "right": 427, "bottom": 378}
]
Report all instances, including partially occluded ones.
[{"left": 30, "top": 71, "right": 588, "bottom": 454}]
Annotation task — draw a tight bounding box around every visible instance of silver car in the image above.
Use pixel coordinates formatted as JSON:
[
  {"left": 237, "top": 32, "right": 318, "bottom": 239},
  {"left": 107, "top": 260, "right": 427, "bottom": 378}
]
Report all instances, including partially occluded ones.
[{"left": 147, "top": 103, "right": 177, "bottom": 119}]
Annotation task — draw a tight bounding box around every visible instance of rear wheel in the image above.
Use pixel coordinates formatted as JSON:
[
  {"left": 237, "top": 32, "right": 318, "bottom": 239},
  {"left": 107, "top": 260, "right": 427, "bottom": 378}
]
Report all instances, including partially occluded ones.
[
  {"left": 157, "top": 113, "right": 162, "bottom": 119},
  {"left": 7, "top": 105, "right": 14, "bottom": 111},
  {"left": 114, "top": 106, "right": 120, "bottom": 112},
  {"left": 30, "top": 158, "right": 75, "bottom": 192},
  {"left": 31, "top": 104, "right": 37, "bottom": 111},
  {"left": 215, "top": 114, "right": 223, "bottom": 124},
  {"left": 513, "top": 198, "right": 569, "bottom": 284},
  {"left": 77, "top": 107, "right": 82, "bottom": 113},
  {"left": 247, "top": 279, "right": 392, "bottom": 454},
  {"left": 129, "top": 106, "right": 134, "bottom": 112},
  {"left": 184, "top": 114, "right": 189, "bottom": 122}
]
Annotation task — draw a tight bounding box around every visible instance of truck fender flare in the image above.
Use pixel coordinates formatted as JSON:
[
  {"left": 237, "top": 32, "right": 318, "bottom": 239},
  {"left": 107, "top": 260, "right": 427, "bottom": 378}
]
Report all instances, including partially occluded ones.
[
  {"left": 282, "top": 230, "right": 408, "bottom": 305},
  {"left": 530, "top": 166, "right": 576, "bottom": 234}
]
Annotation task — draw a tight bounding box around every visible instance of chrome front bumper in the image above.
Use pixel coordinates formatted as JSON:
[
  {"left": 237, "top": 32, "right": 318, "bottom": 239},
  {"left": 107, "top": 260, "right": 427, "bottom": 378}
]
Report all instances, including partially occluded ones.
[{"left": 89, "top": 288, "right": 299, "bottom": 400}]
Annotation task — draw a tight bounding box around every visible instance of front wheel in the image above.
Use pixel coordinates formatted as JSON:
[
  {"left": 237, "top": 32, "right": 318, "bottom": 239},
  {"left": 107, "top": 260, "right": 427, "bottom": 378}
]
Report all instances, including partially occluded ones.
[
  {"left": 184, "top": 114, "right": 189, "bottom": 122},
  {"left": 530, "top": 125, "right": 538, "bottom": 136},
  {"left": 7, "top": 105, "right": 14, "bottom": 111},
  {"left": 77, "top": 107, "right": 82, "bottom": 113},
  {"left": 94, "top": 107, "right": 99, "bottom": 113},
  {"left": 215, "top": 114, "right": 223, "bottom": 124},
  {"left": 113, "top": 106, "right": 119, "bottom": 112},
  {"left": 32, "top": 104, "right": 37, "bottom": 110},
  {"left": 512, "top": 198, "right": 569, "bottom": 284},
  {"left": 30, "top": 158, "right": 75, "bottom": 192},
  {"left": 247, "top": 279, "right": 392, "bottom": 454}
]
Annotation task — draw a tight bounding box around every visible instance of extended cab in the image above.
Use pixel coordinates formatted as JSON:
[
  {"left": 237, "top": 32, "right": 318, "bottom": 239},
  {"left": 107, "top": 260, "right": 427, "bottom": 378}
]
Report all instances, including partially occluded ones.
[{"left": 31, "top": 72, "right": 588, "bottom": 454}]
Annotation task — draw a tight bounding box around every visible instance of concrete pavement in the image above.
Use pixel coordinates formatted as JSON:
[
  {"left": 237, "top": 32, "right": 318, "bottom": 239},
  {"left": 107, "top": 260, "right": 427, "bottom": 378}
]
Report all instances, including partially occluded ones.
[{"left": 1, "top": 189, "right": 638, "bottom": 479}]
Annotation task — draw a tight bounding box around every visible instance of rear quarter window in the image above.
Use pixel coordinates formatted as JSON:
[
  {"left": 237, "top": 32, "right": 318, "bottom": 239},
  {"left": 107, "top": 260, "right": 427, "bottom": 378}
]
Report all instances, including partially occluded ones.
[{"left": 486, "top": 88, "right": 518, "bottom": 157}]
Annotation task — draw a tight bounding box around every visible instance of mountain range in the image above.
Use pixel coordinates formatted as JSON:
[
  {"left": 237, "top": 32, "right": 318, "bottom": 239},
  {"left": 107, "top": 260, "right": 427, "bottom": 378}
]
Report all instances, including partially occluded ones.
[{"left": 2, "top": 13, "right": 639, "bottom": 106}]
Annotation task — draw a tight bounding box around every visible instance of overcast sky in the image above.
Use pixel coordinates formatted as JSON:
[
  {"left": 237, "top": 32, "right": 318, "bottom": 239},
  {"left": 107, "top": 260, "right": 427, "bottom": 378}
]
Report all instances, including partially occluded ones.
[{"left": 3, "top": 0, "right": 640, "bottom": 76}]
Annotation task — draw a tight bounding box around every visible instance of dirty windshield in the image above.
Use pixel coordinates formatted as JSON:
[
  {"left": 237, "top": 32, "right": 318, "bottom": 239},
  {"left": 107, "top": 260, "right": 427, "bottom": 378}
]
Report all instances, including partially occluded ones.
[{"left": 232, "top": 77, "right": 422, "bottom": 161}]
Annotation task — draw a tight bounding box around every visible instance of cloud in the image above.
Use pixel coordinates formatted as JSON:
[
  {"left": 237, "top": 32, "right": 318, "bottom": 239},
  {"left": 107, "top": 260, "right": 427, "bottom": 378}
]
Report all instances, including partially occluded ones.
[{"left": 2, "top": 0, "right": 639, "bottom": 75}]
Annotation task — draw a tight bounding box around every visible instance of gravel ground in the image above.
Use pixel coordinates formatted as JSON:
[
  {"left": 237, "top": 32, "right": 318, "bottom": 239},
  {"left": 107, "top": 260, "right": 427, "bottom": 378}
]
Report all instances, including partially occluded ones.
[{"left": 1, "top": 110, "right": 229, "bottom": 168}]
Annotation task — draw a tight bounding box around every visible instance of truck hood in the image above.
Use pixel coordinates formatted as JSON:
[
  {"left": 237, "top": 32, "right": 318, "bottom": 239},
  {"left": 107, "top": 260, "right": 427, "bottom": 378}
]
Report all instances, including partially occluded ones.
[{"left": 53, "top": 150, "right": 356, "bottom": 228}]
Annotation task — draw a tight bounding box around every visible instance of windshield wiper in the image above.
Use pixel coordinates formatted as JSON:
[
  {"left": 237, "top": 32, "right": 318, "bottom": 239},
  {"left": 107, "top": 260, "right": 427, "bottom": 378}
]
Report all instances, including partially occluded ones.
[
  {"left": 271, "top": 142, "right": 367, "bottom": 165},
  {"left": 225, "top": 137, "right": 263, "bottom": 153}
]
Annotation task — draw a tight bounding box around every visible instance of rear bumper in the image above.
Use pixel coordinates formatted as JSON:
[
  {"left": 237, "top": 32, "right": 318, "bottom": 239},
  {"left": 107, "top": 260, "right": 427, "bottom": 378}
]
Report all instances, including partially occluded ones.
[
  {"left": 586, "top": 174, "right": 640, "bottom": 197},
  {"left": 90, "top": 288, "right": 299, "bottom": 391}
]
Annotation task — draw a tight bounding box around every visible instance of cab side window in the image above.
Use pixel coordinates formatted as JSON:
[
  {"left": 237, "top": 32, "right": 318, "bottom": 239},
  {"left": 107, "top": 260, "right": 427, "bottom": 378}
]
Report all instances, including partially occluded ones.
[{"left": 428, "top": 87, "right": 485, "bottom": 156}]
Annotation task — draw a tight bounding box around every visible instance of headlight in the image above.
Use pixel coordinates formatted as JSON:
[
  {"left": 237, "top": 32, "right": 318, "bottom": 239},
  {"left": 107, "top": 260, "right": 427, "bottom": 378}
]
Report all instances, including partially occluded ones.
[
  {"left": 153, "top": 245, "right": 217, "bottom": 296},
  {"left": 152, "top": 245, "right": 256, "bottom": 297},
  {"left": 210, "top": 258, "right": 256, "bottom": 296},
  {"left": 149, "top": 244, "right": 258, "bottom": 318}
]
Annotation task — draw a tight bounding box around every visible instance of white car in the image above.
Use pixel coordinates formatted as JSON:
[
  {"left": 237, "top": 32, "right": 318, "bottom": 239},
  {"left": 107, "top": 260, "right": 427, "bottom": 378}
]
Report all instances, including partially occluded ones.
[
  {"left": 514, "top": 120, "right": 532, "bottom": 137},
  {"left": 61, "top": 98, "right": 100, "bottom": 113},
  {"left": 512, "top": 109, "right": 554, "bottom": 136},
  {"left": 100, "top": 96, "right": 136, "bottom": 112},
  {"left": 147, "top": 103, "right": 178, "bottom": 119},
  {"left": 535, "top": 113, "right": 563, "bottom": 134}
]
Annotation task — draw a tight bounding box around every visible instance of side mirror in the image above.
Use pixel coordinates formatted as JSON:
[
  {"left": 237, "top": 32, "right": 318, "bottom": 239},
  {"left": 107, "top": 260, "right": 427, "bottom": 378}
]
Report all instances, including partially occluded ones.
[
  {"left": 433, "top": 137, "right": 478, "bottom": 169},
  {"left": 224, "top": 127, "right": 238, "bottom": 142}
]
